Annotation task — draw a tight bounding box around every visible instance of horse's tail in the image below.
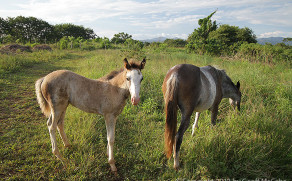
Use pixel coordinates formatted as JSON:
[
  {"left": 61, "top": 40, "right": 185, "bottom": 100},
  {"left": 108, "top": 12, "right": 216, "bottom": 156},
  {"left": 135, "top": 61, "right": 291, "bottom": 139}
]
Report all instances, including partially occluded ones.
[
  {"left": 35, "top": 77, "right": 51, "bottom": 117},
  {"left": 164, "top": 74, "right": 178, "bottom": 158}
]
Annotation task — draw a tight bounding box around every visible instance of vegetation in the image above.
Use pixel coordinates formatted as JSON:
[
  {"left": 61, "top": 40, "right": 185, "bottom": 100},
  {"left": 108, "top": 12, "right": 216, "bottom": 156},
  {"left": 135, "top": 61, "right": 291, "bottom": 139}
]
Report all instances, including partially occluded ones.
[
  {"left": 1, "top": 13, "right": 291, "bottom": 64},
  {"left": 187, "top": 11, "right": 257, "bottom": 56},
  {"left": 0, "top": 12, "right": 291, "bottom": 179},
  {"left": 0, "top": 16, "right": 96, "bottom": 44},
  {"left": 0, "top": 47, "right": 291, "bottom": 180}
]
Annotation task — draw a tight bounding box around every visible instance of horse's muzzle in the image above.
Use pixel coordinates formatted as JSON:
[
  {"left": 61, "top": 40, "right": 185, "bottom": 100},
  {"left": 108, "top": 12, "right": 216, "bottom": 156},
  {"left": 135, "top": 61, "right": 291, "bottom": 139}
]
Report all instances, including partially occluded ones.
[{"left": 131, "top": 97, "right": 140, "bottom": 105}]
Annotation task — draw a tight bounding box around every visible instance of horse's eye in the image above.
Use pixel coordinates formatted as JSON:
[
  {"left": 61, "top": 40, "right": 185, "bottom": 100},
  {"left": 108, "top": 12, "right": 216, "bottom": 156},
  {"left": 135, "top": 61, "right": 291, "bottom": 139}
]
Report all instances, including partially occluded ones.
[{"left": 126, "top": 77, "right": 130, "bottom": 81}]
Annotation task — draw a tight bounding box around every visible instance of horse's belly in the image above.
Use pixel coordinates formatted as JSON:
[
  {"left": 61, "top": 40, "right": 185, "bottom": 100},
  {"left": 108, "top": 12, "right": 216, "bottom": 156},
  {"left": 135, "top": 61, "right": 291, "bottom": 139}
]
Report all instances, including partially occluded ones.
[
  {"left": 70, "top": 101, "right": 102, "bottom": 114},
  {"left": 194, "top": 99, "right": 213, "bottom": 112}
]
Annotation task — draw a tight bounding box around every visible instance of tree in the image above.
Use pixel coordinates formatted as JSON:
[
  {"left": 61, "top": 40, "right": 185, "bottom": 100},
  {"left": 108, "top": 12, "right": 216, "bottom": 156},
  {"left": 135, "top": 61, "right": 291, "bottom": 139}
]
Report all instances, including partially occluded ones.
[
  {"left": 187, "top": 11, "right": 218, "bottom": 54},
  {"left": 187, "top": 11, "right": 257, "bottom": 56},
  {"left": 164, "top": 39, "right": 187, "bottom": 47},
  {"left": 6, "top": 16, "right": 54, "bottom": 43},
  {"left": 111, "top": 32, "right": 132, "bottom": 44},
  {"left": 54, "top": 24, "right": 96, "bottom": 40},
  {"left": 0, "top": 18, "right": 9, "bottom": 38},
  {"left": 208, "top": 25, "right": 257, "bottom": 54}
]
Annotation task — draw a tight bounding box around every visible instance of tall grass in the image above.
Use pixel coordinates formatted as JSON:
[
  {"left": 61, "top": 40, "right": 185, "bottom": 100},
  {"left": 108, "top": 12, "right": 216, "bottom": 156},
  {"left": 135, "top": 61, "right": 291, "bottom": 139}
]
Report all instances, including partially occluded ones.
[
  {"left": 1, "top": 49, "right": 291, "bottom": 180},
  {"left": 0, "top": 49, "right": 82, "bottom": 73}
]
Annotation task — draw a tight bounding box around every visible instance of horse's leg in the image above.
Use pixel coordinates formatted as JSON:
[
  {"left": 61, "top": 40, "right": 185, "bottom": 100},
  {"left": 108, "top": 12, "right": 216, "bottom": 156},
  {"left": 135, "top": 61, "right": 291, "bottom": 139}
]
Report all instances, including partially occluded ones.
[
  {"left": 192, "top": 112, "right": 200, "bottom": 136},
  {"left": 211, "top": 105, "right": 219, "bottom": 125},
  {"left": 57, "top": 110, "right": 71, "bottom": 148},
  {"left": 173, "top": 112, "right": 192, "bottom": 170},
  {"left": 104, "top": 114, "right": 117, "bottom": 173},
  {"left": 47, "top": 110, "right": 65, "bottom": 162}
]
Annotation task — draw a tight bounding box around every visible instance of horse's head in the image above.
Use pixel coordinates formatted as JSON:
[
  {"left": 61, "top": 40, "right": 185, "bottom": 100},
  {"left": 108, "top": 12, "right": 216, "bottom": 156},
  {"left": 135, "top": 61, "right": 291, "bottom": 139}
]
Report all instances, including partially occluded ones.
[
  {"left": 229, "top": 81, "right": 241, "bottom": 111},
  {"left": 124, "top": 58, "right": 146, "bottom": 105}
]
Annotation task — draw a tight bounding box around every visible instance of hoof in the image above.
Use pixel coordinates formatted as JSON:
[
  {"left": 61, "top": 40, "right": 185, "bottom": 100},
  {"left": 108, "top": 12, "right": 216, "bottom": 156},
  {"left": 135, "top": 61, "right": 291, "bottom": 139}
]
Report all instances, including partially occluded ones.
[
  {"left": 173, "top": 161, "right": 179, "bottom": 171},
  {"left": 110, "top": 164, "right": 117, "bottom": 172},
  {"left": 174, "top": 164, "right": 179, "bottom": 171},
  {"left": 112, "top": 170, "right": 118, "bottom": 176},
  {"left": 65, "top": 144, "right": 72, "bottom": 148}
]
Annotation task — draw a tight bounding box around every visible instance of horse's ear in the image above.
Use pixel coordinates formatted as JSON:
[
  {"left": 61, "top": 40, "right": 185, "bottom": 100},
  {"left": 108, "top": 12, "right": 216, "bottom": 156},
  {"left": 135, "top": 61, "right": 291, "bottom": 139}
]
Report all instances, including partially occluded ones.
[
  {"left": 124, "top": 58, "right": 131, "bottom": 69},
  {"left": 140, "top": 58, "right": 146, "bottom": 70},
  {"left": 236, "top": 81, "right": 240, "bottom": 89}
]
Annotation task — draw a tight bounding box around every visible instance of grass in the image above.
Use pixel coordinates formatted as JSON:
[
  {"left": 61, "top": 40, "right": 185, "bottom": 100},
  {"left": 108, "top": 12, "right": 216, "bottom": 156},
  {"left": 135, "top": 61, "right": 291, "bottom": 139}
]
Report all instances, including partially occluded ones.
[{"left": 0, "top": 49, "right": 291, "bottom": 180}]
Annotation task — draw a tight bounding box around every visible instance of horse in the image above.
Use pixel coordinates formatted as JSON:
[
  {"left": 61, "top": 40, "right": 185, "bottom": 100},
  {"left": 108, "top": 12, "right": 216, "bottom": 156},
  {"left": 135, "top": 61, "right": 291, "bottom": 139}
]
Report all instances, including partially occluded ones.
[
  {"left": 35, "top": 58, "right": 146, "bottom": 173},
  {"left": 162, "top": 64, "right": 241, "bottom": 169}
]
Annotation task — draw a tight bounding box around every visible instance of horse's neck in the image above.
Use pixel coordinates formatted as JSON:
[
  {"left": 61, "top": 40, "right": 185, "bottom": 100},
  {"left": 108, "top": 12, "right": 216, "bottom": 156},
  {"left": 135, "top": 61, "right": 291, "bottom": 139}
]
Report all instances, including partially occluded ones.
[
  {"left": 108, "top": 71, "right": 128, "bottom": 90},
  {"left": 222, "top": 78, "right": 236, "bottom": 99}
]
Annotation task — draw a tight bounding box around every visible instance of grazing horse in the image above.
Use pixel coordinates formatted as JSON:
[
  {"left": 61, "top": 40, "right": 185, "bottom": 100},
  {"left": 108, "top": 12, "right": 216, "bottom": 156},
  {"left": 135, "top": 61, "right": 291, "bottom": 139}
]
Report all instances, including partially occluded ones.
[
  {"left": 35, "top": 58, "right": 146, "bottom": 173},
  {"left": 162, "top": 64, "right": 241, "bottom": 169}
]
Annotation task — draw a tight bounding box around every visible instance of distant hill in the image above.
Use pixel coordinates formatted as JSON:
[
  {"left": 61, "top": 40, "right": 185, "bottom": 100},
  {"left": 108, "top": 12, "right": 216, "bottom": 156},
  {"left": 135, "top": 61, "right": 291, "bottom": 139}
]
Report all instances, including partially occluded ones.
[
  {"left": 141, "top": 36, "right": 292, "bottom": 46},
  {"left": 141, "top": 37, "right": 167, "bottom": 43},
  {"left": 257, "top": 37, "right": 292, "bottom": 45}
]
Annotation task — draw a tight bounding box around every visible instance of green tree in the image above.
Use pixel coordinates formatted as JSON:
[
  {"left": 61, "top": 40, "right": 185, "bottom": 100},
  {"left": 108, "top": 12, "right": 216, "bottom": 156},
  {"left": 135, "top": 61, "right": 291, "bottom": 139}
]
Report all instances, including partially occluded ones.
[
  {"left": 164, "top": 39, "right": 187, "bottom": 47},
  {"left": 54, "top": 23, "right": 96, "bottom": 40},
  {"left": 111, "top": 32, "right": 132, "bottom": 44},
  {"left": 187, "top": 11, "right": 218, "bottom": 54},
  {"left": 101, "top": 37, "right": 110, "bottom": 49},
  {"left": 208, "top": 25, "right": 257, "bottom": 55},
  {"left": 0, "top": 17, "right": 10, "bottom": 43},
  {"left": 7, "top": 16, "right": 54, "bottom": 43}
]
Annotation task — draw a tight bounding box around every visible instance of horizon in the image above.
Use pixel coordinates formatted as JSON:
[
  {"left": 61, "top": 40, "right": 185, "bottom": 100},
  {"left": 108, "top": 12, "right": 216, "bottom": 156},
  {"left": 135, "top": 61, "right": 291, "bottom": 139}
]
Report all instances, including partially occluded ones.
[{"left": 1, "top": 0, "right": 291, "bottom": 40}]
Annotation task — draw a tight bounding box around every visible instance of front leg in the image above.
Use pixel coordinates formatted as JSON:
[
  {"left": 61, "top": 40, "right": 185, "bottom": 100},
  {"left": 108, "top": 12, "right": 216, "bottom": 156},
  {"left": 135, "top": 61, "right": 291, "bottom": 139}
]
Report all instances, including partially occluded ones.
[
  {"left": 104, "top": 114, "right": 117, "bottom": 173},
  {"left": 211, "top": 105, "right": 219, "bottom": 125}
]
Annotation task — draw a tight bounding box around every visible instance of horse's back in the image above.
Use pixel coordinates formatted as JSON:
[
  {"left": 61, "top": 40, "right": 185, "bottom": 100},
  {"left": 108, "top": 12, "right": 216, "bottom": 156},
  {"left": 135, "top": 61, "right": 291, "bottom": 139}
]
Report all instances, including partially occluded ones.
[{"left": 41, "top": 70, "right": 99, "bottom": 110}]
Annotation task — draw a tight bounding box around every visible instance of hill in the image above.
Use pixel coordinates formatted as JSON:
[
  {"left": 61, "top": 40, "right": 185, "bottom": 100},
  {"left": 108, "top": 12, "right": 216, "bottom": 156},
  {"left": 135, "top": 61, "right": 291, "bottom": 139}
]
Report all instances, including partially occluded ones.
[
  {"left": 141, "top": 37, "right": 167, "bottom": 43},
  {"left": 257, "top": 37, "right": 292, "bottom": 45},
  {"left": 141, "top": 36, "right": 292, "bottom": 46}
]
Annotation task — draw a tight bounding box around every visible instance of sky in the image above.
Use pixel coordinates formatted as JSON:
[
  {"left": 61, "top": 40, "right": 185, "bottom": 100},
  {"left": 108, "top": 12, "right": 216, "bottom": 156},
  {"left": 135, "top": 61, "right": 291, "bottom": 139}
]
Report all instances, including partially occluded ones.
[{"left": 0, "top": 0, "right": 291, "bottom": 40}]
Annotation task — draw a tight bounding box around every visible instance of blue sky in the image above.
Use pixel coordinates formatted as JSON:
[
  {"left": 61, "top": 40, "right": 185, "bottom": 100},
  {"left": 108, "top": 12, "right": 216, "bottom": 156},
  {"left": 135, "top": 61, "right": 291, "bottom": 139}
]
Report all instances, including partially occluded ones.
[{"left": 0, "top": 0, "right": 291, "bottom": 40}]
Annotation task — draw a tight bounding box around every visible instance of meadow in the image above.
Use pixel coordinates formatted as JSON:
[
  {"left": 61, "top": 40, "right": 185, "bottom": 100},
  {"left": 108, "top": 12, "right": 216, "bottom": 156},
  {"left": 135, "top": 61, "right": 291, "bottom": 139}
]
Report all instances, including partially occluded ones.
[{"left": 0, "top": 48, "right": 291, "bottom": 180}]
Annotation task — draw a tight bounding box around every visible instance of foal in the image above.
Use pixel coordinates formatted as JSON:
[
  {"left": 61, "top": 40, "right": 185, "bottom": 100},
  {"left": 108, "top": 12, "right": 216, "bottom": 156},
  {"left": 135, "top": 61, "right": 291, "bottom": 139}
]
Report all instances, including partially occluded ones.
[
  {"left": 162, "top": 64, "right": 241, "bottom": 169},
  {"left": 35, "top": 58, "right": 146, "bottom": 173}
]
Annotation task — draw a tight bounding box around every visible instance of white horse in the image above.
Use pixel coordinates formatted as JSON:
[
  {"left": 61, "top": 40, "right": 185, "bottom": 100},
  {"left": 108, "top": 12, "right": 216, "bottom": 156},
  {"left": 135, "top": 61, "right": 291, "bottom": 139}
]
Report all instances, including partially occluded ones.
[{"left": 35, "top": 58, "right": 146, "bottom": 173}]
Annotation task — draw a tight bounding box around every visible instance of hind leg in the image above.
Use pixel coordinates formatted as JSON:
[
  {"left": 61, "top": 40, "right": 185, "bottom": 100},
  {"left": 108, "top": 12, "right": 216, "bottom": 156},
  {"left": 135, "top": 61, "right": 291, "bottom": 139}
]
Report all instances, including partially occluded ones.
[
  {"left": 47, "top": 110, "right": 65, "bottom": 162},
  {"left": 173, "top": 112, "right": 192, "bottom": 170},
  {"left": 57, "top": 111, "right": 71, "bottom": 148},
  {"left": 192, "top": 112, "right": 200, "bottom": 136}
]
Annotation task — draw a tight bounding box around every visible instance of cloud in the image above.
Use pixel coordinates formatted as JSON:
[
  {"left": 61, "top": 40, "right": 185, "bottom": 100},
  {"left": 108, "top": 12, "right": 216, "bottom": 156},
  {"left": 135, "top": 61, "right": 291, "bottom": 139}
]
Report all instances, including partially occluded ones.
[
  {"left": 0, "top": 0, "right": 291, "bottom": 39},
  {"left": 258, "top": 31, "right": 292, "bottom": 38}
]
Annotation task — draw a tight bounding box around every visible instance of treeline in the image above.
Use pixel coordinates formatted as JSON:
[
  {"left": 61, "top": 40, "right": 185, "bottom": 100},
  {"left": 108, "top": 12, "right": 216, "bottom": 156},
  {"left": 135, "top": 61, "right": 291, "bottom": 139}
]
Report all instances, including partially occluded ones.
[
  {"left": 1, "top": 15, "right": 291, "bottom": 64},
  {"left": 186, "top": 11, "right": 291, "bottom": 63},
  {"left": 0, "top": 16, "right": 96, "bottom": 43}
]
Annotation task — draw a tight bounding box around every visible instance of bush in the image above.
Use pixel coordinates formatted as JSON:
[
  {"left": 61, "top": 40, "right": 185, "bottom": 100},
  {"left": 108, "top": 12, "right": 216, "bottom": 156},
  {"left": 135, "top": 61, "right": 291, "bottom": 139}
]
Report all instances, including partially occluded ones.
[{"left": 236, "top": 43, "right": 292, "bottom": 64}]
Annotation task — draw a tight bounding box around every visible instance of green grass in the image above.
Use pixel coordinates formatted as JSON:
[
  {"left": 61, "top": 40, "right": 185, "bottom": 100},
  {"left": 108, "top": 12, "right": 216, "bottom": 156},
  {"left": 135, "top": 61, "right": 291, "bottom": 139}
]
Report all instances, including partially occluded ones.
[{"left": 0, "top": 49, "right": 291, "bottom": 180}]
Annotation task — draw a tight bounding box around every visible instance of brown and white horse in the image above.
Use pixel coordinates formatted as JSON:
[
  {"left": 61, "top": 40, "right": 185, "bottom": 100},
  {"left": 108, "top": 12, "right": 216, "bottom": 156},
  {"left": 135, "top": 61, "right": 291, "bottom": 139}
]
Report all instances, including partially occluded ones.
[
  {"left": 35, "top": 58, "right": 146, "bottom": 173},
  {"left": 162, "top": 64, "right": 241, "bottom": 169}
]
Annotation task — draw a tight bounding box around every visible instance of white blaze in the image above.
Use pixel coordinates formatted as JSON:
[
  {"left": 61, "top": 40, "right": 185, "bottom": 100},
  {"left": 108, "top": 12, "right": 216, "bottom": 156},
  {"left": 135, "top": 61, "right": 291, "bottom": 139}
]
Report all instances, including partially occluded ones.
[{"left": 127, "top": 69, "right": 143, "bottom": 105}]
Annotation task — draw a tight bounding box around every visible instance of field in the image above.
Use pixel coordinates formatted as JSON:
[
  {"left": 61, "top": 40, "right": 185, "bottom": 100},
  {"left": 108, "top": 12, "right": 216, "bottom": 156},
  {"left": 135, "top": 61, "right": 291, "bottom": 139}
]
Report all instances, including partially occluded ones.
[{"left": 0, "top": 49, "right": 291, "bottom": 180}]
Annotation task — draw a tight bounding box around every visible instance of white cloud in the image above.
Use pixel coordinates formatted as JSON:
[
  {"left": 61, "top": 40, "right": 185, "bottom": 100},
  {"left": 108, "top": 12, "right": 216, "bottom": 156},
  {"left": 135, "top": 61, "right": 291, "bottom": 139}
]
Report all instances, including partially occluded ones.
[
  {"left": 224, "top": 5, "right": 292, "bottom": 26},
  {"left": 258, "top": 31, "right": 292, "bottom": 38},
  {"left": 0, "top": 0, "right": 291, "bottom": 39}
]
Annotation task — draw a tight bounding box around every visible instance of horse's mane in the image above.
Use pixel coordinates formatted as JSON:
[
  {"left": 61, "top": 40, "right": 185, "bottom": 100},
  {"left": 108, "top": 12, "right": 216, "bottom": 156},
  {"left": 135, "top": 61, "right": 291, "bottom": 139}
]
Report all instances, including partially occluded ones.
[
  {"left": 212, "top": 66, "right": 236, "bottom": 87},
  {"left": 103, "top": 68, "right": 124, "bottom": 80},
  {"left": 101, "top": 61, "right": 141, "bottom": 81}
]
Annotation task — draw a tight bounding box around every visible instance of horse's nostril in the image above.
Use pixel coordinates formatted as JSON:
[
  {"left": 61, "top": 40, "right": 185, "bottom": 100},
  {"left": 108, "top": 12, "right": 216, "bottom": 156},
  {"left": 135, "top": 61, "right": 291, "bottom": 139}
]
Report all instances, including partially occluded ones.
[{"left": 131, "top": 97, "right": 140, "bottom": 105}]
